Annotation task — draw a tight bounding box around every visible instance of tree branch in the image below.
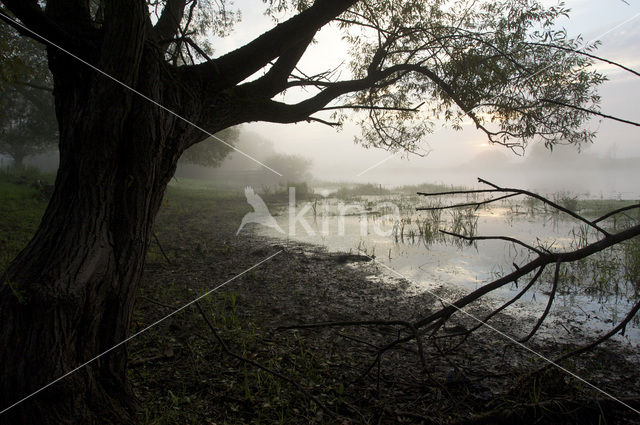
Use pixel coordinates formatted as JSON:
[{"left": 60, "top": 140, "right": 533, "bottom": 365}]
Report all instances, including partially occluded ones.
[
  {"left": 526, "top": 41, "right": 640, "bottom": 78},
  {"left": 184, "top": 0, "right": 357, "bottom": 92},
  {"left": 519, "top": 261, "right": 560, "bottom": 343},
  {"left": 153, "top": 0, "right": 187, "bottom": 51},
  {"left": 321, "top": 102, "right": 424, "bottom": 112},
  {"left": 540, "top": 98, "right": 640, "bottom": 127},
  {"left": 0, "top": 2, "right": 91, "bottom": 50},
  {"left": 419, "top": 178, "right": 611, "bottom": 237},
  {"left": 440, "top": 230, "right": 545, "bottom": 256},
  {"left": 239, "top": 33, "right": 315, "bottom": 97}
]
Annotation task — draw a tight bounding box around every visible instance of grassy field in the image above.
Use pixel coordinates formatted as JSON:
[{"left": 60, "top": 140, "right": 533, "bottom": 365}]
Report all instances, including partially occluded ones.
[{"left": 0, "top": 167, "right": 54, "bottom": 275}]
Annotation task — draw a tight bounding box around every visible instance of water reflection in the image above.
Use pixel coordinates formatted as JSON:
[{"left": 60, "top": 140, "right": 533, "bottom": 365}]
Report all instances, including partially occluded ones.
[{"left": 260, "top": 195, "right": 640, "bottom": 346}]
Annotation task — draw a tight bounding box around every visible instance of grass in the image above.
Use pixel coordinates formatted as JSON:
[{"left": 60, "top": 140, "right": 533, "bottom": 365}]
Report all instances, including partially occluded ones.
[
  {"left": 132, "top": 180, "right": 346, "bottom": 424},
  {"left": 0, "top": 166, "right": 52, "bottom": 275},
  {"left": 3, "top": 171, "right": 639, "bottom": 423},
  {"left": 333, "top": 183, "right": 390, "bottom": 199},
  {"left": 310, "top": 180, "right": 468, "bottom": 200}
]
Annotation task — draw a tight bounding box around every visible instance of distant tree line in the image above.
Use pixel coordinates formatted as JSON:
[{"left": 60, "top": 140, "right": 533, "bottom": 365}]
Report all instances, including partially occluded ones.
[{"left": 0, "top": 23, "right": 57, "bottom": 169}]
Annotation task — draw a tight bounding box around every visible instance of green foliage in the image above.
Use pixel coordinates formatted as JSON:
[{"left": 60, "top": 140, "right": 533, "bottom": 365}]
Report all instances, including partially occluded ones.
[
  {"left": 0, "top": 23, "right": 57, "bottom": 166},
  {"left": 340, "top": 0, "right": 605, "bottom": 152},
  {"left": 0, "top": 168, "right": 49, "bottom": 276}
]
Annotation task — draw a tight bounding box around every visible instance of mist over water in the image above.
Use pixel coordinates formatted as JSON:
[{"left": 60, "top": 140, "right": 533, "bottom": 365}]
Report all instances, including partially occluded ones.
[{"left": 5, "top": 127, "right": 638, "bottom": 200}]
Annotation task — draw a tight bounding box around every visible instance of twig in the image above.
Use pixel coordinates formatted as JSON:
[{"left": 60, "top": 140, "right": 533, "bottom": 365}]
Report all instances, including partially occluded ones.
[
  {"left": 533, "top": 297, "right": 640, "bottom": 375},
  {"left": 440, "top": 230, "right": 544, "bottom": 255},
  {"left": 526, "top": 42, "right": 640, "bottom": 78},
  {"left": 421, "top": 179, "right": 612, "bottom": 236},
  {"left": 519, "top": 261, "right": 560, "bottom": 343},
  {"left": 153, "top": 232, "right": 173, "bottom": 265},
  {"left": 277, "top": 319, "right": 414, "bottom": 331},
  {"left": 592, "top": 203, "right": 640, "bottom": 224},
  {"left": 193, "top": 302, "right": 339, "bottom": 419},
  {"left": 485, "top": 178, "right": 610, "bottom": 236},
  {"left": 417, "top": 193, "right": 519, "bottom": 211},
  {"left": 540, "top": 98, "right": 640, "bottom": 127}
]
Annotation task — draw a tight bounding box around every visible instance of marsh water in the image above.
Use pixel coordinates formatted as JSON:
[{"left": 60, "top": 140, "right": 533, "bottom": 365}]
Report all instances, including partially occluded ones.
[{"left": 258, "top": 192, "right": 640, "bottom": 347}]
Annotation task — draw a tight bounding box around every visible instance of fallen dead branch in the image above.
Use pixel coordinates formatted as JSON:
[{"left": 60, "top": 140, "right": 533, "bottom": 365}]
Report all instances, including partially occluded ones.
[
  {"left": 278, "top": 178, "right": 640, "bottom": 416},
  {"left": 193, "top": 301, "right": 341, "bottom": 420}
]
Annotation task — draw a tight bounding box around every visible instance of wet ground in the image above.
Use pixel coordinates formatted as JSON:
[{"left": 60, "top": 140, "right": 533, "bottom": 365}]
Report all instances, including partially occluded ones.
[
  {"left": 130, "top": 185, "right": 640, "bottom": 424},
  {"left": 259, "top": 195, "right": 640, "bottom": 347}
]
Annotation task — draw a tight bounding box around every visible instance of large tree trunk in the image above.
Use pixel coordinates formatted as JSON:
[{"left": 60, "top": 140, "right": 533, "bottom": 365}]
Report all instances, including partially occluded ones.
[{"left": 0, "top": 29, "right": 191, "bottom": 425}]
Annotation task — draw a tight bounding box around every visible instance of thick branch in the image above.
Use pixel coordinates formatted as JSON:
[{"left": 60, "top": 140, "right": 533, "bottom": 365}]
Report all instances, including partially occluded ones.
[
  {"left": 153, "top": 0, "right": 187, "bottom": 50},
  {"left": 235, "top": 66, "right": 405, "bottom": 125},
  {"left": 0, "top": 2, "right": 90, "bottom": 49},
  {"left": 184, "top": 0, "right": 356, "bottom": 92},
  {"left": 239, "top": 34, "right": 314, "bottom": 97}
]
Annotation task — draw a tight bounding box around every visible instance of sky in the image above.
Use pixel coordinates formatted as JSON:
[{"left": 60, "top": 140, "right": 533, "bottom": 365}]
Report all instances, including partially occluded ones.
[
  {"left": 203, "top": 0, "right": 640, "bottom": 196},
  {"left": 13, "top": 1, "right": 639, "bottom": 196}
]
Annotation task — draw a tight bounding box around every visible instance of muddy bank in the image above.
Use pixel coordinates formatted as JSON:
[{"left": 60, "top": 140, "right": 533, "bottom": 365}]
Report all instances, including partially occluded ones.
[{"left": 130, "top": 187, "right": 640, "bottom": 424}]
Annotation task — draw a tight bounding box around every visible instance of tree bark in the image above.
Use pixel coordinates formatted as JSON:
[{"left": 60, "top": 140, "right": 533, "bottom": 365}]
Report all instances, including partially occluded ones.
[
  {"left": 0, "top": 0, "right": 357, "bottom": 422},
  {"left": 0, "top": 35, "right": 192, "bottom": 425}
]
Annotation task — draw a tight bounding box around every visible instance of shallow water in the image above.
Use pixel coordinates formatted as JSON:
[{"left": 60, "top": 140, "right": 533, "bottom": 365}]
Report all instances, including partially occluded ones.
[{"left": 258, "top": 195, "right": 640, "bottom": 346}]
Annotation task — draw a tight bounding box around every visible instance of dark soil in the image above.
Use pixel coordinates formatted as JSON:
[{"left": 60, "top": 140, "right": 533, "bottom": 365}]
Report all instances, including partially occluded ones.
[{"left": 130, "top": 184, "right": 640, "bottom": 424}]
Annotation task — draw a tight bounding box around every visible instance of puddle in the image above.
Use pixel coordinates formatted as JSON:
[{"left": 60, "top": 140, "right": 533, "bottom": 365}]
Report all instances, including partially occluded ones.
[{"left": 258, "top": 195, "right": 640, "bottom": 346}]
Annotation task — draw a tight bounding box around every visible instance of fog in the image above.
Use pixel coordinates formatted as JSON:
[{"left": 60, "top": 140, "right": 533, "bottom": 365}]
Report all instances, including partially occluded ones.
[
  {"left": 191, "top": 0, "right": 640, "bottom": 198},
  {"left": 5, "top": 0, "right": 639, "bottom": 199}
]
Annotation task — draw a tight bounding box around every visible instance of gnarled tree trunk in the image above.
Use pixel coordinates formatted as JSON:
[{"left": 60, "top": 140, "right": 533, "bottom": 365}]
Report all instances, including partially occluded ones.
[
  {"left": 0, "top": 0, "right": 360, "bottom": 422},
  {"left": 0, "top": 21, "right": 193, "bottom": 425}
]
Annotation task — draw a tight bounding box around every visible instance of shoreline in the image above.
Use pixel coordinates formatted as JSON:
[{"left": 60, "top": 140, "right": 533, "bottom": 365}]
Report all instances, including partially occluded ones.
[
  {"left": 134, "top": 220, "right": 640, "bottom": 423},
  {"left": 129, "top": 185, "right": 640, "bottom": 423}
]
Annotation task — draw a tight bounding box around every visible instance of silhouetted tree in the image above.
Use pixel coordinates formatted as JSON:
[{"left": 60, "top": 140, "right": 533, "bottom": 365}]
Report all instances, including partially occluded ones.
[
  {"left": 0, "top": 0, "right": 611, "bottom": 423},
  {"left": 264, "top": 153, "right": 313, "bottom": 182}
]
